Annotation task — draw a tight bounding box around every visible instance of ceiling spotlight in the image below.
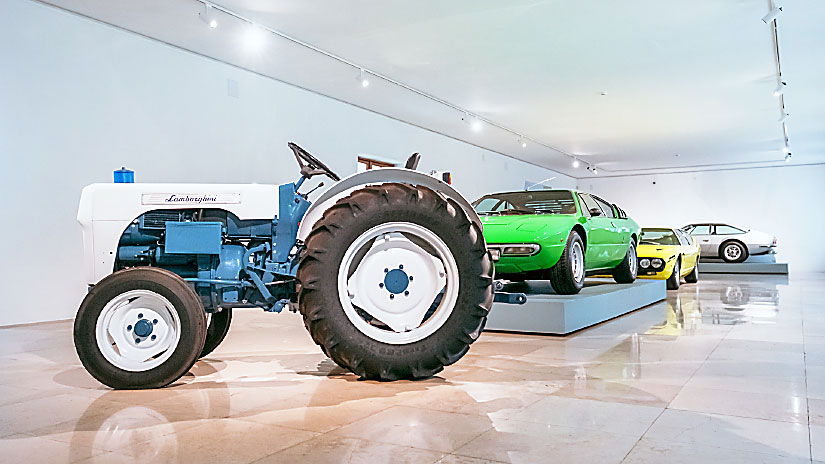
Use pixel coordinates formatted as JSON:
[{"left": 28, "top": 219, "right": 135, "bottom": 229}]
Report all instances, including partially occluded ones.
[
  {"left": 572, "top": 159, "right": 580, "bottom": 168},
  {"left": 243, "top": 23, "right": 266, "bottom": 52},
  {"left": 592, "top": 166, "right": 598, "bottom": 175},
  {"left": 460, "top": 112, "right": 482, "bottom": 132},
  {"left": 762, "top": 6, "right": 782, "bottom": 24},
  {"left": 785, "top": 152, "right": 792, "bottom": 162},
  {"left": 782, "top": 145, "right": 790, "bottom": 153},
  {"left": 199, "top": 4, "right": 218, "bottom": 28},
  {"left": 778, "top": 113, "right": 789, "bottom": 123},
  {"left": 773, "top": 82, "right": 786, "bottom": 97},
  {"left": 358, "top": 68, "right": 369, "bottom": 88},
  {"left": 519, "top": 136, "right": 527, "bottom": 148}
]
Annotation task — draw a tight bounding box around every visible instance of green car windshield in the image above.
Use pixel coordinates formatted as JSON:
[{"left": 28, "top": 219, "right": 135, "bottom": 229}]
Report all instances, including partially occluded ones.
[
  {"left": 473, "top": 191, "right": 577, "bottom": 215},
  {"left": 640, "top": 228, "right": 679, "bottom": 246}
]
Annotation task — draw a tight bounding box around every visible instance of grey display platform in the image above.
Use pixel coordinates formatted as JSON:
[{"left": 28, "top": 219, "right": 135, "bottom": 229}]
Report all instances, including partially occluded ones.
[
  {"left": 699, "top": 255, "right": 788, "bottom": 274},
  {"left": 486, "top": 279, "right": 666, "bottom": 335}
]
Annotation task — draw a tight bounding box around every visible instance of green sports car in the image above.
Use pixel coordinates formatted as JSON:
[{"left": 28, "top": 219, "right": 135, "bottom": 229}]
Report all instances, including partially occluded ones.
[{"left": 473, "top": 189, "right": 640, "bottom": 294}]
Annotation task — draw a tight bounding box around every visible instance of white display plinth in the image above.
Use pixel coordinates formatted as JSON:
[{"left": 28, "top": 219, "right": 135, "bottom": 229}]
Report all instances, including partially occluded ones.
[{"left": 486, "top": 279, "right": 666, "bottom": 335}]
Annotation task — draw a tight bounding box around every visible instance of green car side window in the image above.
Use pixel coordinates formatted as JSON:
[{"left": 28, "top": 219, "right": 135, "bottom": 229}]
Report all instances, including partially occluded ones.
[
  {"left": 591, "top": 196, "right": 616, "bottom": 218},
  {"left": 578, "top": 194, "right": 601, "bottom": 217}
]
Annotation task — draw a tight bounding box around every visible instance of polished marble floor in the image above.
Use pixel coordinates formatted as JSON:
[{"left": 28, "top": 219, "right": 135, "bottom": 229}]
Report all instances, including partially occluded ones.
[{"left": 1, "top": 273, "right": 824, "bottom": 463}]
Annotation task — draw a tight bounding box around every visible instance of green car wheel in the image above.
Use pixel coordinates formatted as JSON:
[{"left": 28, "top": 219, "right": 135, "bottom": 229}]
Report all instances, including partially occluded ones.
[{"left": 548, "top": 231, "right": 586, "bottom": 295}]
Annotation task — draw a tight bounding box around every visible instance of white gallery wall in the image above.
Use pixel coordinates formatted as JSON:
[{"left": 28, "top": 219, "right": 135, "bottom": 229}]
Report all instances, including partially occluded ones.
[
  {"left": 579, "top": 164, "right": 825, "bottom": 272},
  {"left": 0, "top": 0, "right": 573, "bottom": 326}
]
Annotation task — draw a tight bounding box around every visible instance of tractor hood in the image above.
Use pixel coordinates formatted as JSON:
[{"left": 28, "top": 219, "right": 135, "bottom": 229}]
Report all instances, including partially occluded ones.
[{"left": 480, "top": 214, "right": 578, "bottom": 243}]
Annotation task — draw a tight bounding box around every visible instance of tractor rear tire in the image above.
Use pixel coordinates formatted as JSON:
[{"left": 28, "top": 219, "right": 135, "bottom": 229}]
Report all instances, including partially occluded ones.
[
  {"left": 74, "top": 267, "right": 206, "bottom": 389},
  {"left": 297, "top": 183, "right": 493, "bottom": 380},
  {"left": 200, "top": 308, "right": 232, "bottom": 358}
]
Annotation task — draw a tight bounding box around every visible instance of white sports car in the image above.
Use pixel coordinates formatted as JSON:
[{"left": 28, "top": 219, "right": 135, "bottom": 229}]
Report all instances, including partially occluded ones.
[{"left": 680, "top": 223, "right": 776, "bottom": 263}]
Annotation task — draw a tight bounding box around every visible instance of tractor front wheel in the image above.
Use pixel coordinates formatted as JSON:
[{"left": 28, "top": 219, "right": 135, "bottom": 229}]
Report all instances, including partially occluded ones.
[
  {"left": 200, "top": 308, "right": 232, "bottom": 358},
  {"left": 297, "top": 183, "right": 493, "bottom": 380},
  {"left": 74, "top": 267, "right": 206, "bottom": 389}
]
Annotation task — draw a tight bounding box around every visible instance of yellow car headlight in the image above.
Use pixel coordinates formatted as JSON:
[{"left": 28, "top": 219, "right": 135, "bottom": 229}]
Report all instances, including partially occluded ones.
[
  {"left": 651, "top": 258, "right": 664, "bottom": 268},
  {"left": 639, "top": 259, "right": 651, "bottom": 268}
]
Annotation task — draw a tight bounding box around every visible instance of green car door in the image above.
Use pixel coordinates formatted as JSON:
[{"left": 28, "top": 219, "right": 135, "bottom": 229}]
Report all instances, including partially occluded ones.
[
  {"left": 577, "top": 193, "right": 623, "bottom": 268},
  {"left": 591, "top": 194, "right": 627, "bottom": 264}
]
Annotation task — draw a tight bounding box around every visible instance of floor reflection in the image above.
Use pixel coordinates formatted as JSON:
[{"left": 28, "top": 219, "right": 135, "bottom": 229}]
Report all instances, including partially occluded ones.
[{"left": 0, "top": 273, "right": 817, "bottom": 462}]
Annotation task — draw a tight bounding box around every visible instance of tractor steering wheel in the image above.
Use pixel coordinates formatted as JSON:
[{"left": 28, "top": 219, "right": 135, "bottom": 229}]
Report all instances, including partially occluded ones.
[{"left": 288, "top": 142, "right": 341, "bottom": 181}]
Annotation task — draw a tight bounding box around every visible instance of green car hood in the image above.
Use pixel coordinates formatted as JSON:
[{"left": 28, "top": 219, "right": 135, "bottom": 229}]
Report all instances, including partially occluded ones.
[{"left": 480, "top": 214, "right": 579, "bottom": 243}]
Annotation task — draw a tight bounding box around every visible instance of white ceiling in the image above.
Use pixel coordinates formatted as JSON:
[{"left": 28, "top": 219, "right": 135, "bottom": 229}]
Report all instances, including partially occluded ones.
[{"left": 40, "top": 0, "right": 825, "bottom": 177}]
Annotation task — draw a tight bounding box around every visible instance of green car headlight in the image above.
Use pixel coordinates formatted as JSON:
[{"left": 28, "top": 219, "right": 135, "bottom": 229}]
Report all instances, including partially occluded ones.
[
  {"left": 651, "top": 258, "right": 664, "bottom": 268},
  {"left": 501, "top": 244, "right": 541, "bottom": 256},
  {"left": 639, "top": 259, "right": 651, "bottom": 268}
]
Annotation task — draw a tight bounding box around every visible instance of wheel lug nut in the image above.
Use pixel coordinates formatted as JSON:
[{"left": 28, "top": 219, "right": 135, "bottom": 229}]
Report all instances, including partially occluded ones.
[
  {"left": 384, "top": 268, "right": 388, "bottom": 273},
  {"left": 127, "top": 325, "right": 132, "bottom": 331},
  {"left": 151, "top": 335, "right": 156, "bottom": 341},
  {"left": 404, "top": 291, "right": 409, "bottom": 296},
  {"left": 138, "top": 313, "right": 143, "bottom": 319},
  {"left": 379, "top": 283, "right": 384, "bottom": 288},
  {"left": 399, "top": 264, "right": 404, "bottom": 269},
  {"left": 390, "top": 294, "right": 395, "bottom": 300},
  {"left": 135, "top": 338, "right": 141, "bottom": 343},
  {"left": 152, "top": 319, "right": 158, "bottom": 324},
  {"left": 409, "top": 276, "right": 414, "bottom": 281}
]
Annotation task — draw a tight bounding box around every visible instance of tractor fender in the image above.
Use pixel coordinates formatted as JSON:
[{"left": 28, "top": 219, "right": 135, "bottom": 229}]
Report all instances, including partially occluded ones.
[{"left": 298, "top": 168, "right": 481, "bottom": 241}]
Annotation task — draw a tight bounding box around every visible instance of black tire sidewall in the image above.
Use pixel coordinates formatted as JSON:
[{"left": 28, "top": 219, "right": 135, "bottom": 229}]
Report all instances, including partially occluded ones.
[
  {"left": 74, "top": 268, "right": 207, "bottom": 389},
  {"left": 548, "top": 231, "right": 585, "bottom": 295},
  {"left": 685, "top": 263, "right": 699, "bottom": 283},
  {"left": 612, "top": 238, "right": 638, "bottom": 284},
  {"left": 200, "top": 308, "right": 232, "bottom": 358},
  {"left": 297, "top": 184, "right": 492, "bottom": 379},
  {"left": 721, "top": 241, "right": 747, "bottom": 263},
  {"left": 568, "top": 233, "right": 586, "bottom": 289},
  {"left": 667, "top": 259, "right": 681, "bottom": 290}
]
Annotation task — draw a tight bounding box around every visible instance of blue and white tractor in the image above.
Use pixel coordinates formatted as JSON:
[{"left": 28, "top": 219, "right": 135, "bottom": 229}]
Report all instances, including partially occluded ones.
[{"left": 74, "top": 144, "right": 517, "bottom": 389}]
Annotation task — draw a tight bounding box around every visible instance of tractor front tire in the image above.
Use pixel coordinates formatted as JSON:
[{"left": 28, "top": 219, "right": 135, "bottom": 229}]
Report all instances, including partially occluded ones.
[
  {"left": 74, "top": 267, "right": 206, "bottom": 389},
  {"left": 297, "top": 183, "right": 493, "bottom": 380}
]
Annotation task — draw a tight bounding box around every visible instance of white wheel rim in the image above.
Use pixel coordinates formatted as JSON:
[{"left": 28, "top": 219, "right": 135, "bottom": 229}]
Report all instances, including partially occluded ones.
[
  {"left": 571, "top": 241, "right": 584, "bottom": 282},
  {"left": 628, "top": 242, "right": 637, "bottom": 277},
  {"left": 338, "top": 222, "right": 460, "bottom": 345},
  {"left": 95, "top": 290, "right": 182, "bottom": 372},
  {"left": 724, "top": 244, "right": 741, "bottom": 260}
]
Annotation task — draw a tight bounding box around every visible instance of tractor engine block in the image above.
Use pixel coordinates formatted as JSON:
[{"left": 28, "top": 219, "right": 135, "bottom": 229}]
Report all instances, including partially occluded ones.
[{"left": 115, "top": 209, "right": 293, "bottom": 311}]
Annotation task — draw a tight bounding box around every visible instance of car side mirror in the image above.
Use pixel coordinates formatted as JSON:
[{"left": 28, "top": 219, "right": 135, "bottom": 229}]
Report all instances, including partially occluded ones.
[{"left": 588, "top": 207, "right": 602, "bottom": 216}]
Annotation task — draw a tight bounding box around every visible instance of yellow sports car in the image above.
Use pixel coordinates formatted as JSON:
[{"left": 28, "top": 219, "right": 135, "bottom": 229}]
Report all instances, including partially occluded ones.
[{"left": 637, "top": 228, "right": 700, "bottom": 290}]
